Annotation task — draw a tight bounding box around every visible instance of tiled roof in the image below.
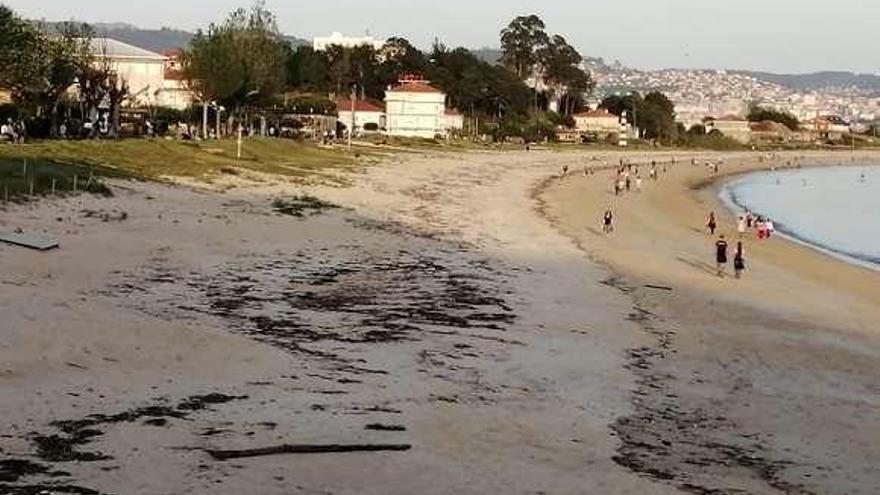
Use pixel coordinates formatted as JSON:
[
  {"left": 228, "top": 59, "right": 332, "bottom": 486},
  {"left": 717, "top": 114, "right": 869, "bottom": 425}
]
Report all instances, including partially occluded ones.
[
  {"left": 387, "top": 81, "right": 444, "bottom": 94},
  {"left": 336, "top": 98, "right": 385, "bottom": 113},
  {"left": 573, "top": 109, "right": 616, "bottom": 118}
]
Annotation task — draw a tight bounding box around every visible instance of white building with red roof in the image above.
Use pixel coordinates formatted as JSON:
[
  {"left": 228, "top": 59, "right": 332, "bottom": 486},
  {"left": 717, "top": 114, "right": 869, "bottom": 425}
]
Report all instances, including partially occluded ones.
[
  {"left": 572, "top": 108, "right": 622, "bottom": 137},
  {"left": 336, "top": 97, "right": 386, "bottom": 136},
  {"left": 385, "top": 77, "right": 449, "bottom": 138}
]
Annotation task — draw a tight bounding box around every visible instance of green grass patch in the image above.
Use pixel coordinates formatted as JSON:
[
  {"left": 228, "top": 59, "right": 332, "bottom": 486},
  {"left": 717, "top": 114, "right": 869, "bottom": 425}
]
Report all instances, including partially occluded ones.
[
  {"left": 0, "top": 156, "right": 118, "bottom": 201},
  {"left": 0, "top": 138, "right": 376, "bottom": 184}
]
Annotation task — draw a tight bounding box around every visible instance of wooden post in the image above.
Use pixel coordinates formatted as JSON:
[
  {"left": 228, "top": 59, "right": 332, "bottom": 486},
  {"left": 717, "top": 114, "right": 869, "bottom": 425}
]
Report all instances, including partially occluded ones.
[
  {"left": 237, "top": 125, "right": 243, "bottom": 159},
  {"left": 73, "top": 175, "right": 78, "bottom": 194},
  {"left": 51, "top": 178, "right": 56, "bottom": 196}
]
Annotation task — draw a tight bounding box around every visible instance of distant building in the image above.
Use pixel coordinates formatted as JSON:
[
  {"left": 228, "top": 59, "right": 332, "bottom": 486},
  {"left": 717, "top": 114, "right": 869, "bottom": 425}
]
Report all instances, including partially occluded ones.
[
  {"left": 88, "top": 38, "right": 167, "bottom": 107},
  {"left": 810, "top": 115, "right": 850, "bottom": 141},
  {"left": 313, "top": 32, "right": 385, "bottom": 51},
  {"left": 706, "top": 116, "right": 752, "bottom": 143},
  {"left": 336, "top": 97, "right": 386, "bottom": 136},
  {"left": 572, "top": 109, "right": 621, "bottom": 138},
  {"left": 749, "top": 121, "right": 792, "bottom": 144},
  {"left": 0, "top": 88, "right": 11, "bottom": 105},
  {"left": 444, "top": 108, "right": 464, "bottom": 134},
  {"left": 154, "top": 49, "right": 196, "bottom": 110},
  {"left": 385, "top": 77, "right": 449, "bottom": 139}
]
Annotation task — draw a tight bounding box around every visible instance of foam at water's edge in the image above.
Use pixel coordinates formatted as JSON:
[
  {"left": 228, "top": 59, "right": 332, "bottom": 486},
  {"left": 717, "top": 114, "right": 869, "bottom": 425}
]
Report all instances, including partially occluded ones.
[{"left": 718, "top": 169, "right": 880, "bottom": 273}]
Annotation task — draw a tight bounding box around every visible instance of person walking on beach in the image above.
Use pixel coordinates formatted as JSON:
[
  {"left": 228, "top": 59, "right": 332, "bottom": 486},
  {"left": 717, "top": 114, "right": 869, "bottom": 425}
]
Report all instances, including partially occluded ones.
[
  {"left": 603, "top": 209, "right": 614, "bottom": 234},
  {"left": 734, "top": 242, "right": 746, "bottom": 279},
  {"left": 636, "top": 175, "right": 642, "bottom": 192},
  {"left": 737, "top": 216, "right": 747, "bottom": 238},
  {"left": 707, "top": 211, "right": 718, "bottom": 235},
  {"left": 562, "top": 164, "right": 569, "bottom": 178},
  {"left": 715, "top": 235, "right": 729, "bottom": 277}
]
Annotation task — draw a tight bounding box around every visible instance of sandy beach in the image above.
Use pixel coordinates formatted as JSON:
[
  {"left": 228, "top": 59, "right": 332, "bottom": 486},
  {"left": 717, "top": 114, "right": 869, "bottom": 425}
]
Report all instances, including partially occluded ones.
[
  {"left": 1, "top": 148, "right": 879, "bottom": 494},
  {"left": 541, "top": 150, "right": 880, "bottom": 494}
]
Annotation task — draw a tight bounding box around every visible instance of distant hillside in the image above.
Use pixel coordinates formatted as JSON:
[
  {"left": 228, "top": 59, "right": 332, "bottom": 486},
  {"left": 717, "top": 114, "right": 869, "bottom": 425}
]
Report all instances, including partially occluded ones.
[
  {"left": 736, "top": 70, "right": 880, "bottom": 93},
  {"left": 35, "top": 21, "right": 309, "bottom": 54},
  {"left": 92, "top": 24, "right": 193, "bottom": 53}
]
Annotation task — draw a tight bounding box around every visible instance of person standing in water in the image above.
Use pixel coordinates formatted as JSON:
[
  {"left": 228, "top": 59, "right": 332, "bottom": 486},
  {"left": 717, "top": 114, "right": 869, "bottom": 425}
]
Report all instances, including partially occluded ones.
[
  {"left": 715, "top": 235, "right": 729, "bottom": 277},
  {"left": 734, "top": 242, "right": 746, "bottom": 279},
  {"left": 603, "top": 209, "right": 614, "bottom": 234},
  {"left": 707, "top": 211, "right": 718, "bottom": 235}
]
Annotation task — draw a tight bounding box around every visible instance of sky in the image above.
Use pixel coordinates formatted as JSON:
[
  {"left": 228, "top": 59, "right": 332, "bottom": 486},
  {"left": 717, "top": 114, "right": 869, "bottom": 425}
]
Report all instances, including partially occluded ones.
[{"left": 8, "top": 0, "right": 880, "bottom": 74}]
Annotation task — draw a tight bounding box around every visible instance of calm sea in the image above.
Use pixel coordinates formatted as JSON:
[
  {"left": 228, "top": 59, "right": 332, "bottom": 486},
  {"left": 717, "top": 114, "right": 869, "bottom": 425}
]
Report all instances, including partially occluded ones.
[{"left": 720, "top": 165, "right": 880, "bottom": 270}]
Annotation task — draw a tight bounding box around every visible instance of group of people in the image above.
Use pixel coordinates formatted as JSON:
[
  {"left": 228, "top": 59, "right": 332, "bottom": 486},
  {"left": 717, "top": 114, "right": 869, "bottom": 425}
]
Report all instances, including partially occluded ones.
[
  {"left": 612, "top": 160, "right": 666, "bottom": 196},
  {"left": 714, "top": 235, "right": 747, "bottom": 279},
  {"left": 736, "top": 210, "right": 775, "bottom": 240},
  {"left": 0, "top": 118, "right": 27, "bottom": 143},
  {"left": 712, "top": 209, "right": 777, "bottom": 279}
]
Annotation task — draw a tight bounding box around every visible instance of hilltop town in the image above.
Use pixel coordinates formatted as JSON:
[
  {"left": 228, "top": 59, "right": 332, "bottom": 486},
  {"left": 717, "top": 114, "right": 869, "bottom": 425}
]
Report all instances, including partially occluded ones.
[{"left": 587, "top": 58, "right": 880, "bottom": 129}]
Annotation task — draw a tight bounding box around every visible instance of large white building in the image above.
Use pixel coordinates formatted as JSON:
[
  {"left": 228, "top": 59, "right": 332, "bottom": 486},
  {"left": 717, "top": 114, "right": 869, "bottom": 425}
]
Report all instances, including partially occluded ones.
[
  {"left": 82, "top": 39, "right": 195, "bottom": 110},
  {"left": 89, "top": 38, "right": 167, "bottom": 107},
  {"left": 385, "top": 79, "right": 450, "bottom": 139},
  {"left": 313, "top": 32, "right": 385, "bottom": 51}
]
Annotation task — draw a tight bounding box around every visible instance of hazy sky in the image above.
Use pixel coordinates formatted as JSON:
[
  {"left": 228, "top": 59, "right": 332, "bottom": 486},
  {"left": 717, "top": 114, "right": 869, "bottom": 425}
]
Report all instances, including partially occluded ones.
[{"left": 9, "top": 0, "right": 880, "bottom": 74}]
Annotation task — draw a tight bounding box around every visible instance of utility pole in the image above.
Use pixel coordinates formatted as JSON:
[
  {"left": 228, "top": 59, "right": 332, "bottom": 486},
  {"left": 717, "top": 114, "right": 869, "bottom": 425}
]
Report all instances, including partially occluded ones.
[
  {"left": 202, "top": 100, "right": 209, "bottom": 140},
  {"left": 349, "top": 85, "right": 356, "bottom": 150}
]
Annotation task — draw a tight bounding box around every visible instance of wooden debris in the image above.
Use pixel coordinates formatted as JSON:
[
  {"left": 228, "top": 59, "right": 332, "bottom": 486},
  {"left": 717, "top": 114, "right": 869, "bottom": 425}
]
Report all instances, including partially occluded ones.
[{"left": 205, "top": 443, "right": 412, "bottom": 461}]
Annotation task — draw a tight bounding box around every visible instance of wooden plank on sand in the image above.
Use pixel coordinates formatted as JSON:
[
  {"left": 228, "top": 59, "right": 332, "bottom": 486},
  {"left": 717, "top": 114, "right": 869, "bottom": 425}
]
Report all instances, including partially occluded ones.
[{"left": 0, "top": 231, "right": 60, "bottom": 251}]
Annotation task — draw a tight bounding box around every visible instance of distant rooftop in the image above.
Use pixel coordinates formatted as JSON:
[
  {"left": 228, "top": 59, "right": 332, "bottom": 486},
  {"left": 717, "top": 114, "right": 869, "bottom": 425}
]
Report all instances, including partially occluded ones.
[{"left": 89, "top": 38, "right": 166, "bottom": 60}]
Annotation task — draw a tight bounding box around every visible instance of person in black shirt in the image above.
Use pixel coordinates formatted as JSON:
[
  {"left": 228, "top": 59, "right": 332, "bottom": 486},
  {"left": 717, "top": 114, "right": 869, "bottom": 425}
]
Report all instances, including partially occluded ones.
[
  {"left": 715, "top": 235, "right": 729, "bottom": 277},
  {"left": 734, "top": 241, "right": 746, "bottom": 279},
  {"left": 603, "top": 209, "right": 614, "bottom": 234}
]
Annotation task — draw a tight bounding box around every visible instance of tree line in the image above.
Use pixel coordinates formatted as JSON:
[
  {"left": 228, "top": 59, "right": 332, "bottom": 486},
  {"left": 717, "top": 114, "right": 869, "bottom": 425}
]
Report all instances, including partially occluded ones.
[
  {"left": 0, "top": 5, "right": 135, "bottom": 137},
  {"left": 1, "top": 2, "right": 698, "bottom": 143}
]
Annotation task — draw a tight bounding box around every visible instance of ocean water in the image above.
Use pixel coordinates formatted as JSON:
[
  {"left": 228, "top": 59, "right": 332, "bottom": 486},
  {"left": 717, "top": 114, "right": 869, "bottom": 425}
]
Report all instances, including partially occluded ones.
[{"left": 719, "top": 165, "right": 880, "bottom": 270}]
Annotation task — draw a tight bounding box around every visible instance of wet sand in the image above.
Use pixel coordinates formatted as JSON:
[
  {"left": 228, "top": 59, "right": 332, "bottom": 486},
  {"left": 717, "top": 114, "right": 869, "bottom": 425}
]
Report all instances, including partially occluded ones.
[
  {"left": 1, "top": 148, "right": 879, "bottom": 494},
  {"left": 541, "top": 150, "right": 880, "bottom": 494}
]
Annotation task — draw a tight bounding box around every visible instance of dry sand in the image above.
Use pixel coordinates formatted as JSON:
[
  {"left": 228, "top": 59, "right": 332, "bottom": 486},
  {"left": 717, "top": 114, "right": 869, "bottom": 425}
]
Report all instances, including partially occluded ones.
[{"left": 1, "top": 148, "right": 878, "bottom": 494}]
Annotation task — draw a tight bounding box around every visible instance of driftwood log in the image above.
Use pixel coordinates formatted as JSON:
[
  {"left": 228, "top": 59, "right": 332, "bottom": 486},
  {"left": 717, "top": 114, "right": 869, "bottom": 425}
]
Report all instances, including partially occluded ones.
[{"left": 206, "top": 443, "right": 412, "bottom": 460}]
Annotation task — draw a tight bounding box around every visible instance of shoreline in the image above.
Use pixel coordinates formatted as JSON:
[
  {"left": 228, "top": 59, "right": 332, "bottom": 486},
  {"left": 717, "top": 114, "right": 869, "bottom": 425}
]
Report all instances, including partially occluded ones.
[
  {"left": 539, "top": 149, "right": 880, "bottom": 494},
  {"left": 716, "top": 166, "right": 880, "bottom": 272}
]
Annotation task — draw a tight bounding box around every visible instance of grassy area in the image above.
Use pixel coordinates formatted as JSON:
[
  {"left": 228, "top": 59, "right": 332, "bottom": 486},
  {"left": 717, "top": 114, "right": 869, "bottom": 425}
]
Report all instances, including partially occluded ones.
[
  {"left": 0, "top": 138, "right": 375, "bottom": 185},
  {"left": 0, "top": 157, "right": 118, "bottom": 201}
]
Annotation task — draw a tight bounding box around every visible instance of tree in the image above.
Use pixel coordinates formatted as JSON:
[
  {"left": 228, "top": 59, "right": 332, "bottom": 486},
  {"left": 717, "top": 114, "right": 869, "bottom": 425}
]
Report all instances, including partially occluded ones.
[
  {"left": 183, "top": 2, "right": 288, "bottom": 119},
  {"left": 500, "top": 15, "right": 548, "bottom": 80},
  {"left": 602, "top": 91, "right": 677, "bottom": 144},
  {"left": 287, "top": 46, "right": 330, "bottom": 91},
  {"left": 378, "top": 37, "right": 427, "bottom": 84},
  {"left": 537, "top": 35, "right": 594, "bottom": 116},
  {"left": 43, "top": 23, "right": 94, "bottom": 136},
  {"left": 748, "top": 105, "right": 799, "bottom": 131},
  {"left": 0, "top": 5, "right": 47, "bottom": 106}
]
